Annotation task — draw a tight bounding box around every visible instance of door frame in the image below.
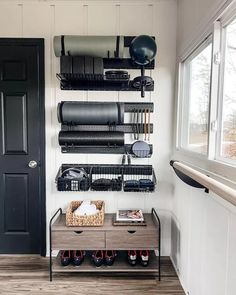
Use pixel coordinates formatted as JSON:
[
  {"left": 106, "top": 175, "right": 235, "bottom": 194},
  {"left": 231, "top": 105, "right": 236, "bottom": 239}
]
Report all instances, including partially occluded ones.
[{"left": 0, "top": 38, "right": 46, "bottom": 256}]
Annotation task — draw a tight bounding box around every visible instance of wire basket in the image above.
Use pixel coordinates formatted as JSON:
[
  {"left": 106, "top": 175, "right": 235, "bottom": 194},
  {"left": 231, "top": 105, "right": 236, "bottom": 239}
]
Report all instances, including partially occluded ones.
[
  {"left": 91, "top": 165, "right": 123, "bottom": 191},
  {"left": 56, "top": 164, "right": 156, "bottom": 192},
  {"left": 123, "top": 165, "right": 156, "bottom": 192},
  {"left": 56, "top": 165, "right": 91, "bottom": 191}
]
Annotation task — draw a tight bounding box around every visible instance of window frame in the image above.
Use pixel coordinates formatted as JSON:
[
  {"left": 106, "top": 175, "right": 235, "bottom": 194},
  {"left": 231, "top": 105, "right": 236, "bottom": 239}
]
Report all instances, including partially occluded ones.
[
  {"left": 215, "top": 15, "right": 236, "bottom": 165},
  {"left": 178, "top": 36, "right": 213, "bottom": 158},
  {"left": 175, "top": 2, "right": 236, "bottom": 182}
]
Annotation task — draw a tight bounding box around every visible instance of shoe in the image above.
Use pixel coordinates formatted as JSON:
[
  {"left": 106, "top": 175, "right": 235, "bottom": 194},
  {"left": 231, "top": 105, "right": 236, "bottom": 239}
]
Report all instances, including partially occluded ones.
[
  {"left": 127, "top": 250, "right": 137, "bottom": 266},
  {"left": 60, "top": 250, "right": 71, "bottom": 266},
  {"left": 104, "top": 250, "right": 116, "bottom": 266},
  {"left": 72, "top": 250, "right": 85, "bottom": 266},
  {"left": 140, "top": 250, "right": 149, "bottom": 266},
  {"left": 92, "top": 250, "right": 103, "bottom": 267}
]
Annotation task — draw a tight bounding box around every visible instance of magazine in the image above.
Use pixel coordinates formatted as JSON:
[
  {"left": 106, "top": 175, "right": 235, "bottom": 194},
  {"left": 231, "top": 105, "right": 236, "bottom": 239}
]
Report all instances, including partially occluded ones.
[{"left": 116, "top": 210, "right": 144, "bottom": 222}]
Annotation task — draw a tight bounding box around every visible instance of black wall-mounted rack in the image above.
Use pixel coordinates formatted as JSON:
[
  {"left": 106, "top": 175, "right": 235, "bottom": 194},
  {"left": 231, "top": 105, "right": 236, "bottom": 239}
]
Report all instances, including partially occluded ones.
[
  {"left": 61, "top": 124, "right": 153, "bottom": 134},
  {"left": 56, "top": 163, "right": 156, "bottom": 193},
  {"left": 60, "top": 102, "right": 154, "bottom": 133},
  {"left": 58, "top": 102, "right": 154, "bottom": 155},
  {"left": 57, "top": 73, "right": 154, "bottom": 92},
  {"left": 60, "top": 58, "right": 155, "bottom": 72},
  {"left": 61, "top": 144, "right": 153, "bottom": 156},
  {"left": 124, "top": 102, "right": 154, "bottom": 112},
  {"left": 56, "top": 36, "right": 155, "bottom": 92}
]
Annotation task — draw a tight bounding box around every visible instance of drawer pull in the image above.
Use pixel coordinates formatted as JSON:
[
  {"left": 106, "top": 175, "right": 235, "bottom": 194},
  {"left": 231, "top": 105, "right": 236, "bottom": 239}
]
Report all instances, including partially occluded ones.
[
  {"left": 74, "top": 231, "right": 83, "bottom": 234},
  {"left": 127, "top": 231, "right": 136, "bottom": 234}
]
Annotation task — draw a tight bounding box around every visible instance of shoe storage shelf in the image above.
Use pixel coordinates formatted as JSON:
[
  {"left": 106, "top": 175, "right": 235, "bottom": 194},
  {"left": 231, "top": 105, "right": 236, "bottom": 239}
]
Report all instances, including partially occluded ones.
[{"left": 49, "top": 208, "right": 161, "bottom": 281}]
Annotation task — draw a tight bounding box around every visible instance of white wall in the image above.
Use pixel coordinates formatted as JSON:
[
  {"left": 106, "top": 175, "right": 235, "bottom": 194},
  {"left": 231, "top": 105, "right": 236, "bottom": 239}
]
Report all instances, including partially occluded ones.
[
  {"left": 0, "top": 0, "right": 177, "bottom": 256},
  {"left": 177, "top": 0, "right": 230, "bottom": 57},
  {"left": 172, "top": 175, "right": 236, "bottom": 295},
  {"left": 172, "top": 0, "right": 236, "bottom": 294}
]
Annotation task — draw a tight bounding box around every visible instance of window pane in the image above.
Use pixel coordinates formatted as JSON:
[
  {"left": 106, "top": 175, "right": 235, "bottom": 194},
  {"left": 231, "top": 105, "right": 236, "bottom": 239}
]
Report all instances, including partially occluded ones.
[
  {"left": 182, "top": 42, "right": 212, "bottom": 154},
  {"left": 220, "top": 18, "right": 236, "bottom": 161}
]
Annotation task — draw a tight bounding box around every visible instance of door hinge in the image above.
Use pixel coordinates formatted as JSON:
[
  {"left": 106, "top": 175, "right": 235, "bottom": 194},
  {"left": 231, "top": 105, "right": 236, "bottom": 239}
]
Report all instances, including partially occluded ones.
[{"left": 214, "top": 52, "right": 221, "bottom": 65}]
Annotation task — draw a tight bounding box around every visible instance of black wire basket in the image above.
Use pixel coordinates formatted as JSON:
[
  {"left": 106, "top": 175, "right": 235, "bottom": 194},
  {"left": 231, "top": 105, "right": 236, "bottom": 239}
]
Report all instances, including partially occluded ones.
[
  {"left": 123, "top": 165, "right": 156, "bottom": 192},
  {"left": 56, "top": 164, "right": 91, "bottom": 191},
  {"left": 90, "top": 165, "right": 123, "bottom": 191},
  {"left": 56, "top": 164, "right": 156, "bottom": 192}
]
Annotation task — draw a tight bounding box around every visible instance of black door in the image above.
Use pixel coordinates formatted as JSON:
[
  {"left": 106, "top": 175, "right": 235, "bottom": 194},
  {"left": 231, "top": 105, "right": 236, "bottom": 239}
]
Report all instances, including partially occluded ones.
[{"left": 0, "top": 39, "right": 45, "bottom": 254}]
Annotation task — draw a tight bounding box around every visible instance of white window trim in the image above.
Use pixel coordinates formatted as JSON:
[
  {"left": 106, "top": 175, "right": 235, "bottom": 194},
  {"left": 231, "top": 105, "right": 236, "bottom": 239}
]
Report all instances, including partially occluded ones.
[
  {"left": 177, "top": 36, "right": 213, "bottom": 159},
  {"left": 215, "top": 17, "right": 236, "bottom": 166},
  {"left": 208, "top": 21, "right": 221, "bottom": 160},
  {"left": 174, "top": 1, "right": 236, "bottom": 184}
]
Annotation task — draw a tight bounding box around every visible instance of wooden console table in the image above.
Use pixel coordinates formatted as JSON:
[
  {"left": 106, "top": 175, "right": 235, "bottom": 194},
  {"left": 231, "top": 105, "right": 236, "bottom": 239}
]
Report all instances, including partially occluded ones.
[{"left": 49, "top": 208, "right": 161, "bottom": 281}]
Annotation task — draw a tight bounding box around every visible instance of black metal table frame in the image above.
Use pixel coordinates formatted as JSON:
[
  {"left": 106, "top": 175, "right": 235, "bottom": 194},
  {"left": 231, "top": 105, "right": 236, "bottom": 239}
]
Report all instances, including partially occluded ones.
[{"left": 49, "top": 207, "right": 161, "bottom": 281}]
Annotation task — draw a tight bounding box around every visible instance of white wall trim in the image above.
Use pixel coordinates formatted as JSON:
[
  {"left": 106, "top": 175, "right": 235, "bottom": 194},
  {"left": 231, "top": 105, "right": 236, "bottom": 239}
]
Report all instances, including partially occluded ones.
[{"left": 170, "top": 255, "right": 188, "bottom": 295}]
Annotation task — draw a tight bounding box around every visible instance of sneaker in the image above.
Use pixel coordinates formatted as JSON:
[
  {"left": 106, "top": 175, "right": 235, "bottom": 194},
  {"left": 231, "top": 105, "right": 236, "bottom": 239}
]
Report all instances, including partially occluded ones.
[
  {"left": 72, "top": 250, "right": 85, "bottom": 266},
  {"left": 104, "top": 250, "right": 116, "bottom": 266},
  {"left": 92, "top": 250, "right": 103, "bottom": 267},
  {"left": 140, "top": 250, "right": 149, "bottom": 267},
  {"left": 60, "top": 250, "right": 71, "bottom": 266},
  {"left": 127, "top": 250, "right": 137, "bottom": 266}
]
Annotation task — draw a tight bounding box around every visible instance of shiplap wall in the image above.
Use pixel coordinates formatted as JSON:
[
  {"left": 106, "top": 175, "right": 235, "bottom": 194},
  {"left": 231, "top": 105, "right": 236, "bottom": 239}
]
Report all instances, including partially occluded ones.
[
  {"left": 0, "top": 0, "right": 177, "bottom": 256},
  {"left": 172, "top": 0, "right": 236, "bottom": 294},
  {"left": 172, "top": 176, "right": 236, "bottom": 295}
]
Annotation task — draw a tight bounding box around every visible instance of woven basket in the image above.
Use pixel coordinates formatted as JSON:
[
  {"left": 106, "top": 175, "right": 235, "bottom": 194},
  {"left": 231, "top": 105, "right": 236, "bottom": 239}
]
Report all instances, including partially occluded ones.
[{"left": 66, "top": 200, "right": 105, "bottom": 227}]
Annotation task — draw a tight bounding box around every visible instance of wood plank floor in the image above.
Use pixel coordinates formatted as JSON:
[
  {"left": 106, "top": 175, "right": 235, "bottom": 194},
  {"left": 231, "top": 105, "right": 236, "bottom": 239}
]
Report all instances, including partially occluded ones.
[{"left": 0, "top": 256, "right": 185, "bottom": 295}]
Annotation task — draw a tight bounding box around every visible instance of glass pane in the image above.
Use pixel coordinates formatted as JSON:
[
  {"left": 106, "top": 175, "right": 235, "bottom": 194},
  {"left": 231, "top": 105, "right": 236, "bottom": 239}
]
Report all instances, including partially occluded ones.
[
  {"left": 183, "top": 43, "right": 212, "bottom": 154},
  {"left": 220, "top": 19, "right": 236, "bottom": 161}
]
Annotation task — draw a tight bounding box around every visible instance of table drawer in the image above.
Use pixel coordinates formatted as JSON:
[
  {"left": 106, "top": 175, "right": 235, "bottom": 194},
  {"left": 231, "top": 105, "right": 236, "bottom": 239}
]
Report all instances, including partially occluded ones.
[
  {"left": 52, "top": 231, "right": 105, "bottom": 250},
  {"left": 106, "top": 230, "right": 158, "bottom": 250}
]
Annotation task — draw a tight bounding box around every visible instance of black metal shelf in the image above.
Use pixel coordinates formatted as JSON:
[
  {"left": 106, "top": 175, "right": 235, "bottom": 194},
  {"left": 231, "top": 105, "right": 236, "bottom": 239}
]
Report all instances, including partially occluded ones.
[
  {"left": 61, "top": 144, "right": 153, "bottom": 156},
  {"left": 61, "top": 123, "right": 153, "bottom": 134},
  {"left": 57, "top": 73, "right": 154, "bottom": 91},
  {"left": 124, "top": 102, "right": 154, "bottom": 112},
  {"left": 103, "top": 58, "right": 155, "bottom": 69}
]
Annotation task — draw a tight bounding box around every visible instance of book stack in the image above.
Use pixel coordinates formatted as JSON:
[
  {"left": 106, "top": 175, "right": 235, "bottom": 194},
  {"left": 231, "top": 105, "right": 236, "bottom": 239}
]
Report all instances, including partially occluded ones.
[{"left": 113, "top": 210, "right": 146, "bottom": 226}]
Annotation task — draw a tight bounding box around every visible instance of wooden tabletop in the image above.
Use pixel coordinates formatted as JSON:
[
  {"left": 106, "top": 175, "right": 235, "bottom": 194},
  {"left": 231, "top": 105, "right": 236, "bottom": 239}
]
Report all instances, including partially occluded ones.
[{"left": 52, "top": 213, "right": 159, "bottom": 231}]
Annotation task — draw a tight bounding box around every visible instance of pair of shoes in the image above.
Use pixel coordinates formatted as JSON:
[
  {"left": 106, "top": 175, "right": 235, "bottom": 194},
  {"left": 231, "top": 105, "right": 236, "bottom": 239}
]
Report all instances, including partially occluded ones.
[
  {"left": 127, "top": 250, "right": 150, "bottom": 267},
  {"left": 92, "top": 250, "right": 117, "bottom": 267},
  {"left": 60, "top": 250, "right": 85, "bottom": 266}
]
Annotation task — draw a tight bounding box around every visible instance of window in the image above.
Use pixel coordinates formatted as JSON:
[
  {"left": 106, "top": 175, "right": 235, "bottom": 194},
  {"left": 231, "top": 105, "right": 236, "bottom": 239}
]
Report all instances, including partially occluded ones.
[
  {"left": 181, "top": 40, "right": 212, "bottom": 155},
  {"left": 218, "top": 17, "right": 236, "bottom": 161},
  {"left": 177, "top": 7, "right": 236, "bottom": 169}
]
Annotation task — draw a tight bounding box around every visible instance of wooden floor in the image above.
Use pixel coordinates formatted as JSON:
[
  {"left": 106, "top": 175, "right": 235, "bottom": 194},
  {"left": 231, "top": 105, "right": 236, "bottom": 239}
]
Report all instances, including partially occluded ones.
[{"left": 0, "top": 256, "right": 184, "bottom": 295}]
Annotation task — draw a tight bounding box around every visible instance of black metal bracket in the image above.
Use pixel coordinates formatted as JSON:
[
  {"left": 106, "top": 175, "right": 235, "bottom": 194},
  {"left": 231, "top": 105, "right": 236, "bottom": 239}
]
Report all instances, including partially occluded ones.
[
  {"left": 57, "top": 73, "right": 154, "bottom": 91},
  {"left": 124, "top": 102, "right": 153, "bottom": 112},
  {"left": 152, "top": 208, "right": 161, "bottom": 281},
  {"left": 61, "top": 144, "right": 153, "bottom": 156},
  {"left": 49, "top": 208, "right": 62, "bottom": 282},
  {"left": 170, "top": 160, "right": 208, "bottom": 193},
  {"left": 61, "top": 124, "right": 153, "bottom": 134}
]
